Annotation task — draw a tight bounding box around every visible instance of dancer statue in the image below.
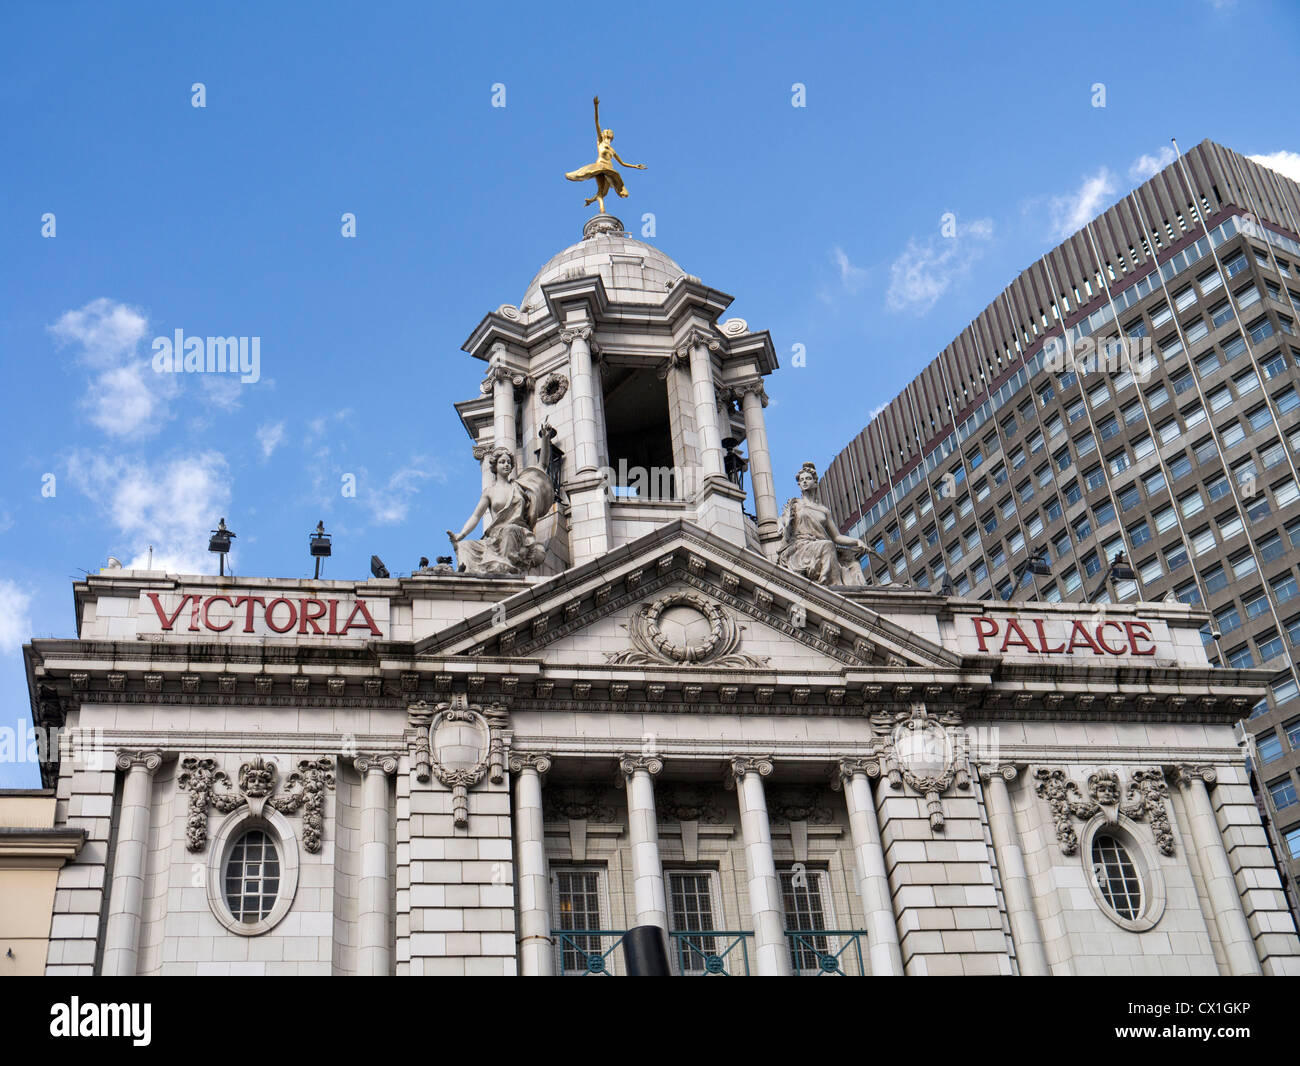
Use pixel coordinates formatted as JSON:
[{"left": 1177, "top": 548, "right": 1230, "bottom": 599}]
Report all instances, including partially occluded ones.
[
  {"left": 777, "top": 462, "right": 868, "bottom": 587},
  {"left": 564, "top": 96, "right": 646, "bottom": 215}
]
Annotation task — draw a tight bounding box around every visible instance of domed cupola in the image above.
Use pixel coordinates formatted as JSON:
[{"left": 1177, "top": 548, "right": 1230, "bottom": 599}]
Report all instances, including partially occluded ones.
[{"left": 452, "top": 215, "right": 780, "bottom": 575}]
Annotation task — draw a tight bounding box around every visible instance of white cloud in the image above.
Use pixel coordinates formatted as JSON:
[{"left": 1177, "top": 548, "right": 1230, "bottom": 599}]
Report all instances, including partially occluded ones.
[
  {"left": 48, "top": 297, "right": 147, "bottom": 369},
  {"left": 365, "top": 460, "right": 443, "bottom": 525},
  {"left": 68, "top": 451, "right": 232, "bottom": 574},
  {"left": 831, "top": 246, "right": 868, "bottom": 294},
  {"left": 49, "top": 298, "right": 176, "bottom": 439},
  {"left": 885, "top": 217, "right": 994, "bottom": 316},
  {"left": 199, "top": 374, "right": 244, "bottom": 412},
  {"left": 1049, "top": 168, "right": 1117, "bottom": 240},
  {"left": 256, "top": 421, "right": 286, "bottom": 459},
  {"left": 1250, "top": 150, "right": 1300, "bottom": 185},
  {"left": 0, "top": 581, "right": 33, "bottom": 654},
  {"left": 1129, "top": 146, "right": 1176, "bottom": 182}
]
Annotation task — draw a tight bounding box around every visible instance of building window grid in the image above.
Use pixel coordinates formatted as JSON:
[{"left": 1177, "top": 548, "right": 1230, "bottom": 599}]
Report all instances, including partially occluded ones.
[
  {"left": 849, "top": 223, "right": 1300, "bottom": 664},
  {"left": 1092, "top": 833, "right": 1143, "bottom": 922},
  {"left": 667, "top": 870, "right": 720, "bottom": 974},
  {"left": 1119, "top": 219, "right": 1300, "bottom": 690}
]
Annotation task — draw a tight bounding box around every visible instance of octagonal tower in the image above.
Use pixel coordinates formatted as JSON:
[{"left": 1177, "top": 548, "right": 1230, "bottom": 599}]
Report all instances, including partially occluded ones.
[{"left": 455, "top": 215, "right": 780, "bottom": 572}]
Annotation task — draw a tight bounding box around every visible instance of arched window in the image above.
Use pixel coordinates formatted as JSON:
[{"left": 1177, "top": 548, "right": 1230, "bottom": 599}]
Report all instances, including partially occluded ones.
[
  {"left": 1091, "top": 831, "right": 1142, "bottom": 921},
  {"left": 225, "top": 828, "right": 281, "bottom": 924}
]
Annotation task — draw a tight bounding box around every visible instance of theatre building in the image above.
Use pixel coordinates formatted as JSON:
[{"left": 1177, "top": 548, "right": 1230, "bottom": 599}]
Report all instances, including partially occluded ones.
[{"left": 25, "top": 214, "right": 1300, "bottom": 976}]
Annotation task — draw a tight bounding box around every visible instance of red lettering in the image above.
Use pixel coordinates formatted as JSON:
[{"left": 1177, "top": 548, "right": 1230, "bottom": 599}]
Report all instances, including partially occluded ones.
[
  {"left": 328, "top": 599, "right": 339, "bottom": 635},
  {"left": 340, "top": 600, "right": 382, "bottom": 636},
  {"left": 202, "top": 595, "right": 236, "bottom": 632},
  {"left": 265, "top": 597, "right": 298, "bottom": 633},
  {"left": 233, "top": 595, "right": 265, "bottom": 633},
  {"left": 145, "top": 593, "right": 191, "bottom": 631},
  {"left": 298, "top": 598, "right": 328, "bottom": 635},
  {"left": 1095, "top": 621, "right": 1127, "bottom": 655},
  {"left": 1066, "top": 621, "right": 1102, "bottom": 654},
  {"left": 1000, "top": 619, "right": 1037, "bottom": 652},
  {"left": 1033, "top": 618, "right": 1067, "bottom": 654},
  {"left": 188, "top": 596, "right": 203, "bottom": 632},
  {"left": 973, "top": 617, "right": 999, "bottom": 652},
  {"left": 1125, "top": 621, "right": 1157, "bottom": 656}
]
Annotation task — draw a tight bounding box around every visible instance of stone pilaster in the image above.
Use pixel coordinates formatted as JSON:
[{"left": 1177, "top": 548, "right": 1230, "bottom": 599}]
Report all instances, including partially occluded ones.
[
  {"left": 353, "top": 753, "right": 399, "bottom": 976},
  {"left": 978, "top": 764, "right": 1049, "bottom": 976},
  {"left": 727, "top": 756, "right": 790, "bottom": 976},
  {"left": 102, "top": 750, "right": 163, "bottom": 976},
  {"left": 1172, "top": 764, "right": 1262, "bottom": 976},
  {"left": 618, "top": 754, "right": 667, "bottom": 931},
  {"left": 510, "top": 752, "right": 553, "bottom": 976},
  {"left": 834, "top": 756, "right": 903, "bottom": 976}
]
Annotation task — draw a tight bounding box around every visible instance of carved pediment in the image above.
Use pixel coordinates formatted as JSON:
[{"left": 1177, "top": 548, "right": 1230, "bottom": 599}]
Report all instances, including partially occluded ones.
[{"left": 413, "top": 523, "right": 957, "bottom": 673}]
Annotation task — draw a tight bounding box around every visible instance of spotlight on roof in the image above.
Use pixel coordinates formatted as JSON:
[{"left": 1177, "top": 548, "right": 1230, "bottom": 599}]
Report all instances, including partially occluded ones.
[
  {"left": 436, "top": 556, "right": 453, "bottom": 567},
  {"left": 208, "top": 518, "right": 235, "bottom": 576},
  {"left": 1026, "top": 547, "right": 1052, "bottom": 576},
  {"left": 310, "top": 521, "right": 332, "bottom": 579},
  {"left": 370, "top": 555, "right": 390, "bottom": 579}
]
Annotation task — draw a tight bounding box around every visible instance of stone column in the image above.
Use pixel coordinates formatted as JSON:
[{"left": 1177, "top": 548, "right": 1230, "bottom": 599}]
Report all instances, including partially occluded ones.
[
  {"left": 482, "top": 350, "right": 523, "bottom": 459},
  {"left": 510, "top": 752, "right": 554, "bottom": 976},
  {"left": 102, "top": 750, "right": 163, "bottom": 976},
  {"left": 835, "top": 757, "right": 903, "bottom": 976},
  {"left": 473, "top": 441, "right": 493, "bottom": 492},
  {"left": 1174, "top": 765, "right": 1262, "bottom": 976},
  {"left": 728, "top": 756, "right": 790, "bottom": 976},
  {"left": 618, "top": 754, "right": 667, "bottom": 930},
  {"left": 737, "top": 381, "right": 779, "bottom": 546},
  {"left": 354, "top": 753, "right": 399, "bottom": 977},
  {"left": 681, "top": 330, "right": 725, "bottom": 481},
  {"left": 562, "top": 327, "right": 601, "bottom": 475},
  {"left": 979, "top": 764, "right": 1049, "bottom": 976}
]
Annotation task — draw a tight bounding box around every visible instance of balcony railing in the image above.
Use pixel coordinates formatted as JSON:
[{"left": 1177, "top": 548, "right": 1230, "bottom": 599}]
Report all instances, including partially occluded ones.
[{"left": 550, "top": 929, "right": 869, "bottom": 975}]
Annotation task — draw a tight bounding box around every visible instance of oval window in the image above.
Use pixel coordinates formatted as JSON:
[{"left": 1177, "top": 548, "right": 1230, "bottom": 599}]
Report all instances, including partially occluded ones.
[
  {"left": 1091, "top": 831, "right": 1142, "bottom": 921},
  {"left": 224, "top": 828, "right": 281, "bottom": 924}
]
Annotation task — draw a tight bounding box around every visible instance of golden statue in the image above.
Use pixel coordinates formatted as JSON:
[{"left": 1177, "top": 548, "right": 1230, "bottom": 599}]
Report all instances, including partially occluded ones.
[{"left": 565, "top": 96, "right": 646, "bottom": 214}]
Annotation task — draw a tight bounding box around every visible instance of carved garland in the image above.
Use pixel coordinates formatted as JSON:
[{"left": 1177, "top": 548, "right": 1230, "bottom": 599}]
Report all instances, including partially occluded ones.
[
  {"left": 177, "top": 755, "right": 335, "bottom": 854},
  {"left": 605, "top": 592, "right": 770, "bottom": 668},
  {"left": 1033, "top": 766, "right": 1175, "bottom": 856}
]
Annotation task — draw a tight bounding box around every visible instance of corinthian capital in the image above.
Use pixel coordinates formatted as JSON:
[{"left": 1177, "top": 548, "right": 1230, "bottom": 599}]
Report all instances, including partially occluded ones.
[
  {"left": 618, "top": 753, "right": 664, "bottom": 778},
  {"left": 559, "top": 326, "right": 594, "bottom": 345},
  {"left": 834, "top": 756, "right": 880, "bottom": 786},
  {"left": 116, "top": 750, "right": 164, "bottom": 774},
  {"left": 674, "top": 327, "right": 720, "bottom": 360},
  {"left": 353, "top": 753, "right": 400, "bottom": 776},
  {"left": 726, "top": 755, "right": 774, "bottom": 784},
  {"left": 977, "top": 763, "right": 1020, "bottom": 784},
  {"left": 732, "top": 379, "right": 769, "bottom": 407},
  {"left": 509, "top": 751, "right": 553, "bottom": 777},
  {"left": 1170, "top": 764, "right": 1218, "bottom": 789}
]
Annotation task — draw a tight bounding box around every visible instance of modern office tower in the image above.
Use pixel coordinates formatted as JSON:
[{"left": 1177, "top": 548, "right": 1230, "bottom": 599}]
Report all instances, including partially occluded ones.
[{"left": 822, "top": 141, "right": 1300, "bottom": 909}]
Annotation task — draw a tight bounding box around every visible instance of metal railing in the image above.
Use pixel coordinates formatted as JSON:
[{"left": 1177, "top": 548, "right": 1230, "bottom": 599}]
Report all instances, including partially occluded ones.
[{"left": 550, "top": 928, "right": 869, "bottom": 975}]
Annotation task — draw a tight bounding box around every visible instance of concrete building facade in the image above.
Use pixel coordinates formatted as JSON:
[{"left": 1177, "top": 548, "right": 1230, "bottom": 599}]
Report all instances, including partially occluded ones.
[{"left": 822, "top": 142, "right": 1300, "bottom": 909}]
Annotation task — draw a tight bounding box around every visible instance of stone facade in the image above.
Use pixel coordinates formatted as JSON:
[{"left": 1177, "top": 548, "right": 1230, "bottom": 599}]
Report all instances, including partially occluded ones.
[{"left": 23, "top": 216, "right": 1300, "bottom": 976}]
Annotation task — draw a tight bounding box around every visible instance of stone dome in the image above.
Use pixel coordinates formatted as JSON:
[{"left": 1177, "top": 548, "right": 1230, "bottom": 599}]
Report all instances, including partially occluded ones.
[{"left": 521, "top": 215, "right": 684, "bottom": 311}]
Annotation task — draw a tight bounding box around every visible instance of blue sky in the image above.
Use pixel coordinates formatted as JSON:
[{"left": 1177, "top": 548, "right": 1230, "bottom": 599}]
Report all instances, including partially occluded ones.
[{"left": 2, "top": 0, "right": 1298, "bottom": 784}]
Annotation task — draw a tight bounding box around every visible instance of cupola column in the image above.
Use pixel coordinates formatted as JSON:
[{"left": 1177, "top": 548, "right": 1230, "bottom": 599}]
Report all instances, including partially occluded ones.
[
  {"left": 483, "top": 347, "right": 523, "bottom": 460},
  {"left": 681, "top": 330, "right": 726, "bottom": 482},
  {"left": 562, "top": 327, "right": 601, "bottom": 476},
  {"left": 737, "top": 381, "right": 780, "bottom": 551}
]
